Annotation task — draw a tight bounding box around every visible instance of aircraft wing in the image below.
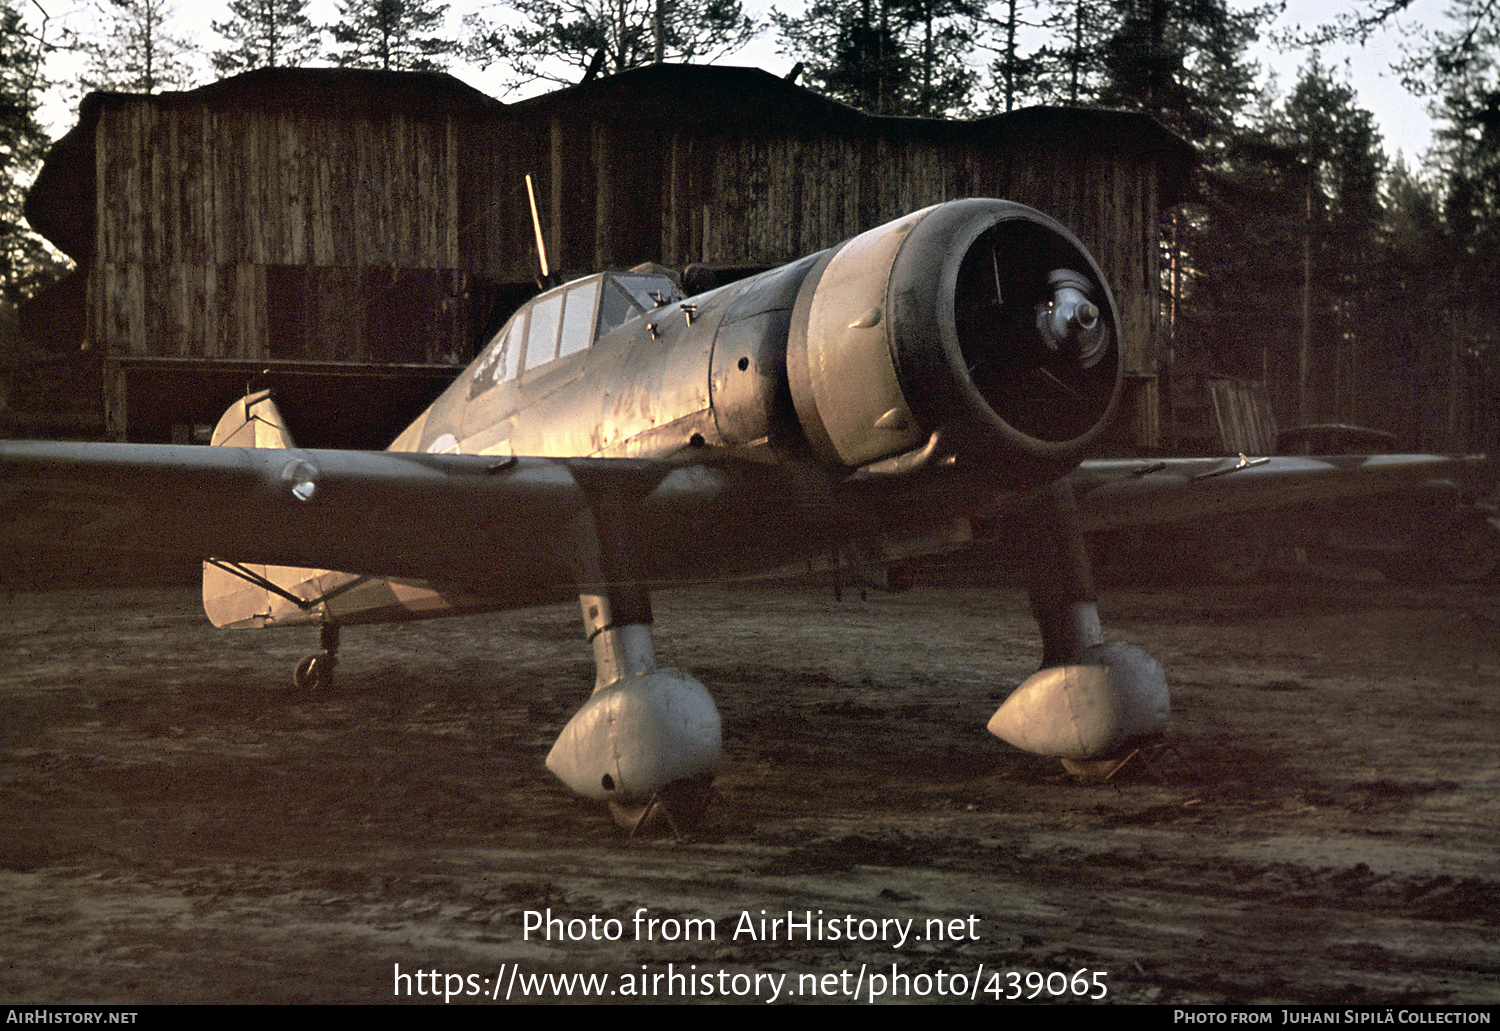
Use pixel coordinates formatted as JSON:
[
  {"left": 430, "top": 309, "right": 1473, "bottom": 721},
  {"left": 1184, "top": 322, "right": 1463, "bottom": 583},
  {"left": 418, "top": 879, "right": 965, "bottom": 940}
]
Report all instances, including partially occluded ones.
[
  {"left": 0, "top": 441, "right": 603, "bottom": 590},
  {"left": 5, "top": 440, "right": 1488, "bottom": 590},
  {"left": 1067, "top": 453, "right": 1491, "bottom": 532},
  {"left": 0, "top": 439, "right": 837, "bottom": 601}
]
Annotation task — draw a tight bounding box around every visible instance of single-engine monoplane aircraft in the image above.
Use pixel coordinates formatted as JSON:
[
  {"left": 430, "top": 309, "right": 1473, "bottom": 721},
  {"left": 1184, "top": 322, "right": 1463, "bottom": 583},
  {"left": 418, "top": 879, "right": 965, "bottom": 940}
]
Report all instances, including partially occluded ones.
[{"left": 1, "top": 199, "right": 1481, "bottom": 829}]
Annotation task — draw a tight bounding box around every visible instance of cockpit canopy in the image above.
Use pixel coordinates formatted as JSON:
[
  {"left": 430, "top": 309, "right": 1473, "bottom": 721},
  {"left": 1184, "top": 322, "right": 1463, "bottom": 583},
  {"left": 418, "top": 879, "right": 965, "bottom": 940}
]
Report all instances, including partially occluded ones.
[{"left": 468, "top": 271, "right": 682, "bottom": 399}]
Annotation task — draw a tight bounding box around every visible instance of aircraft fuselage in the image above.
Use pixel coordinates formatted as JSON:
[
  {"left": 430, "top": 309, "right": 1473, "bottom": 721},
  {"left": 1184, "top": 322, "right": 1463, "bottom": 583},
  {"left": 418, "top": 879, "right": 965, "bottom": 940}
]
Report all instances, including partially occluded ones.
[{"left": 378, "top": 199, "right": 1124, "bottom": 590}]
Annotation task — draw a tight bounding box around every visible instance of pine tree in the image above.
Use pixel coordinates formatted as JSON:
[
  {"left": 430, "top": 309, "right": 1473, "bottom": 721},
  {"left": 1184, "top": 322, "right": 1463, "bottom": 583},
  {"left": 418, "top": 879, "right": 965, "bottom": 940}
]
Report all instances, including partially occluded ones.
[
  {"left": 1074, "top": 0, "right": 1270, "bottom": 422},
  {"left": 774, "top": 0, "right": 915, "bottom": 115},
  {"left": 0, "top": 0, "right": 65, "bottom": 305},
  {"left": 1292, "top": 0, "right": 1499, "bottom": 446},
  {"left": 1274, "top": 60, "right": 1386, "bottom": 424},
  {"left": 213, "top": 0, "right": 321, "bottom": 74},
  {"left": 1295, "top": 0, "right": 1500, "bottom": 99},
  {"left": 1095, "top": 0, "right": 1266, "bottom": 147},
  {"left": 898, "top": 0, "right": 985, "bottom": 116},
  {"left": 470, "top": 0, "right": 756, "bottom": 88},
  {"left": 774, "top": 0, "right": 982, "bottom": 116},
  {"left": 1368, "top": 159, "right": 1447, "bottom": 444},
  {"left": 77, "top": 0, "right": 196, "bottom": 94},
  {"left": 1429, "top": 20, "right": 1499, "bottom": 250},
  {"left": 326, "top": 0, "right": 457, "bottom": 72},
  {"left": 987, "top": 0, "right": 1038, "bottom": 113},
  {"left": 1027, "top": 0, "right": 1118, "bottom": 106},
  {"left": 1427, "top": 44, "right": 1500, "bottom": 447}
]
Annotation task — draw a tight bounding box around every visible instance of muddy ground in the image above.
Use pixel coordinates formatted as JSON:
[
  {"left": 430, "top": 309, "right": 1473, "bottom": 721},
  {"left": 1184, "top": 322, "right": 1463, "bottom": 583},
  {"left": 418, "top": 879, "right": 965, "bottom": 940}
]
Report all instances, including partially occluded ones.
[{"left": 1, "top": 564, "right": 1497, "bottom": 1005}]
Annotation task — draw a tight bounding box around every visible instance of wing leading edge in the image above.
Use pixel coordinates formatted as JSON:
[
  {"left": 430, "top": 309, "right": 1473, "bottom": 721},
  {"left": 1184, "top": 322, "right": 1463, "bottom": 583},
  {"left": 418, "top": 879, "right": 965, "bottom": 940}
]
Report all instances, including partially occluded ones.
[
  {"left": 1, "top": 440, "right": 590, "bottom": 597},
  {"left": 1067, "top": 453, "right": 1490, "bottom": 532}
]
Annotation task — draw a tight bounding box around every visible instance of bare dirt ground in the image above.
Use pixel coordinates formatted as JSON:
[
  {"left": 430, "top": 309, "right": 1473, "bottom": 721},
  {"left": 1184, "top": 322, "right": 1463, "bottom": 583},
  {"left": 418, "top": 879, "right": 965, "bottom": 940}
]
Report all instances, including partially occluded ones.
[{"left": 2, "top": 566, "right": 1497, "bottom": 1004}]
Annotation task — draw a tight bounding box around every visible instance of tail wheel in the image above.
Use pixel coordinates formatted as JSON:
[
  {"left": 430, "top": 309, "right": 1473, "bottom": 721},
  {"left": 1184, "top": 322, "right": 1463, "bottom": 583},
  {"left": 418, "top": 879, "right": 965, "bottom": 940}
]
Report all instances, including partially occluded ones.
[{"left": 293, "top": 653, "right": 335, "bottom": 691}]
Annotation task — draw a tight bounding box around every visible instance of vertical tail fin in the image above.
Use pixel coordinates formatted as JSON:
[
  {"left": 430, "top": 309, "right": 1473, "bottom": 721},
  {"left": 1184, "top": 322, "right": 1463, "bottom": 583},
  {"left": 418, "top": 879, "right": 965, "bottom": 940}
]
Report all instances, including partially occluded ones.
[{"left": 209, "top": 389, "right": 296, "bottom": 449}]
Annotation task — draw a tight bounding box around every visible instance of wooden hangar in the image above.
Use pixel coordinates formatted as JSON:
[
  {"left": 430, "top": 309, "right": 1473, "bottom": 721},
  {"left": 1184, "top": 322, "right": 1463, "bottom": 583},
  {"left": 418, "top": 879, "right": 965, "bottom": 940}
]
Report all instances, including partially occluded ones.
[{"left": 21, "top": 64, "right": 1194, "bottom": 447}]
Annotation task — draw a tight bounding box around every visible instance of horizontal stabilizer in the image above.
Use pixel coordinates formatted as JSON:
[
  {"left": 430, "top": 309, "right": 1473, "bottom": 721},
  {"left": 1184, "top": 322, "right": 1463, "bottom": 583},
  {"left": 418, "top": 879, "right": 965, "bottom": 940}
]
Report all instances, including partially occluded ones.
[
  {"left": 203, "top": 391, "right": 319, "bottom": 626},
  {"left": 202, "top": 560, "right": 473, "bottom": 629},
  {"left": 197, "top": 390, "right": 490, "bottom": 629}
]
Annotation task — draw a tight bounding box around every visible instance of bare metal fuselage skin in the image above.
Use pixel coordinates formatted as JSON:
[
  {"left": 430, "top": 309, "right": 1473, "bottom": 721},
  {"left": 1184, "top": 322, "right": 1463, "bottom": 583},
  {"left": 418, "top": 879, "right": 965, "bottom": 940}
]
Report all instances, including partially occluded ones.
[
  {"left": 366, "top": 199, "right": 1123, "bottom": 607},
  {"left": 180, "top": 198, "right": 1127, "bottom": 631}
]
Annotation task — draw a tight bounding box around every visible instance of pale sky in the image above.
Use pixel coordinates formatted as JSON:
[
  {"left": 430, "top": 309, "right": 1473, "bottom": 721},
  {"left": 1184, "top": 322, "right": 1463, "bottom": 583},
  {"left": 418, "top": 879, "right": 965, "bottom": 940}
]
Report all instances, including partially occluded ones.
[
  {"left": 1264, "top": 0, "right": 1444, "bottom": 166},
  {"left": 26, "top": 0, "right": 1450, "bottom": 167}
]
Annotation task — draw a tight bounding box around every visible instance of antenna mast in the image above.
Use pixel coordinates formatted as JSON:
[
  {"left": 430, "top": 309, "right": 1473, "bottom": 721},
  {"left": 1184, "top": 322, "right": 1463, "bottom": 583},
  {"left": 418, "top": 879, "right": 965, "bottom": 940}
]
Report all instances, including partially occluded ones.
[{"left": 525, "top": 174, "right": 554, "bottom": 288}]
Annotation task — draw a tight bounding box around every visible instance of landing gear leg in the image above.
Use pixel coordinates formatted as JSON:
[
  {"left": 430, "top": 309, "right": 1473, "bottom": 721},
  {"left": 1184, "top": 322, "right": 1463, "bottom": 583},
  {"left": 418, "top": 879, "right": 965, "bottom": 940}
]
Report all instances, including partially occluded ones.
[
  {"left": 1023, "top": 481, "right": 1104, "bottom": 668},
  {"left": 293, "top": 623, "right": 339, "bottom": 691},
  {"left": 987, "top": 482, "right": 1169, "bottom": 768}
]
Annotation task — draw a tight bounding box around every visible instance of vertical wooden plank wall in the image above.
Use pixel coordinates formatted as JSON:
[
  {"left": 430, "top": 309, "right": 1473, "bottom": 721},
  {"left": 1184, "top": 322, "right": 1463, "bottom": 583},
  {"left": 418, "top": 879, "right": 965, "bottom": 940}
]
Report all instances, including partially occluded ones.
[
  {"left": 89, "top": 97, "right": 500, "bottom": 364},
  {"left": 84, "top": 87, "right": 1169, "bottom": 433}
]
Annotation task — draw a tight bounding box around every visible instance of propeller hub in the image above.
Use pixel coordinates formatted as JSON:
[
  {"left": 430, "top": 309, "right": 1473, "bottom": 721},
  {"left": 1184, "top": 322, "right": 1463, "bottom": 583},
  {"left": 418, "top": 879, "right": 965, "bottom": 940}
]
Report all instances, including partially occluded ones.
[{"left": 1037, "top": 270, "right": 1109, "bottom": 369}]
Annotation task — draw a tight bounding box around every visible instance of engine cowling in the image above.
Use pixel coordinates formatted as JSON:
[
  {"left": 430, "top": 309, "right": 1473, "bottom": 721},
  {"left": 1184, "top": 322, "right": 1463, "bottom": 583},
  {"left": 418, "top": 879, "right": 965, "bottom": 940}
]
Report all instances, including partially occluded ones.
[{"left": 786, "top": 199, "right": 1124, "bottom": 479}]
